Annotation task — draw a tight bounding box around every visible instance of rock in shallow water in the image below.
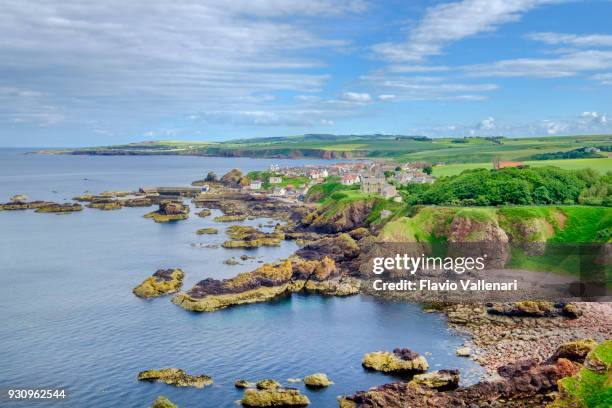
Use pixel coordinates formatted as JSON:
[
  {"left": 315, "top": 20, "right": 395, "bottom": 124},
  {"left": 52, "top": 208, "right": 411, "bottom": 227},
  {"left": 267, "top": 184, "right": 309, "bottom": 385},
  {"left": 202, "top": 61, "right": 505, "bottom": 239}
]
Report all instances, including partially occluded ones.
[
  {"left": 411, "top": 370, "right": 459, "bottom": 391},
  {"left": 133, "top": 269, "right": 185, "bottom": 298},
  {"left": 303, "top": 373, "right": 333, "bottom": 388},
  {"left": 150, "top": 395, "right": 178, "bottom": 408},
  {"left": 241, "top": 388, "right": 310, "bottom": 407},
  {"left": 362, "top": 348, "right": 428, "bottom": 374},
  {"left": 137, "top": 368, "right": 212, "bottom": 388}
]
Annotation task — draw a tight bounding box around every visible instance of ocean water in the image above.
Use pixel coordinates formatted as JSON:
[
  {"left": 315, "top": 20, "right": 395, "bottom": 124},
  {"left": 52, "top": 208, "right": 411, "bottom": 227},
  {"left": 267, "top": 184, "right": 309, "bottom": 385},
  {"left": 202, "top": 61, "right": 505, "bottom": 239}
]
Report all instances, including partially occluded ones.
[{"left": 0, "top": 149, "right": 485, "bottom": 407}]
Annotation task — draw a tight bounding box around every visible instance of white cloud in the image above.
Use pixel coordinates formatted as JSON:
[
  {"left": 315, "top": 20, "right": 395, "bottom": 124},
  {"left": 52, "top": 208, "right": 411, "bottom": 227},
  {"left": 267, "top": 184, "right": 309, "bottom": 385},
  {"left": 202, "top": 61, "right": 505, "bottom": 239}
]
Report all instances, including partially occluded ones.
[
  {"left": 339, "top": 91, "right": 372, "bottom": 102},
  {"left": 591, "top": 72, "right": 612, "bottom": 85},
  {"left": 527, "top": 32, "right": 612, "bottom": 47},
  {"left": 372, "top": 0, "right": 557, "bottom": 62},
  {"left": 377, "top": 94, "right": 397, "bottom": 101},
  {"left": 478, "top": 116, "right": 496, "bottom": 130},
  {"left": 580, "top": 111, "right": 607, "bottom": 124},
  {"left": 463, "top": 50, "right": 612, "bottom": 78}
]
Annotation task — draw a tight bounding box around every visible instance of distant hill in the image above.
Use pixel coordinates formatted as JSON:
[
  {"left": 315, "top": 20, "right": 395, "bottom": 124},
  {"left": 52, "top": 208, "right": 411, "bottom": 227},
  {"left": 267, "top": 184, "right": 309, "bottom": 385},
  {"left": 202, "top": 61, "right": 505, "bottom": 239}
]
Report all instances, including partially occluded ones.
[{"left": 39, "top": 133, "right": 612, "bottom": 164}]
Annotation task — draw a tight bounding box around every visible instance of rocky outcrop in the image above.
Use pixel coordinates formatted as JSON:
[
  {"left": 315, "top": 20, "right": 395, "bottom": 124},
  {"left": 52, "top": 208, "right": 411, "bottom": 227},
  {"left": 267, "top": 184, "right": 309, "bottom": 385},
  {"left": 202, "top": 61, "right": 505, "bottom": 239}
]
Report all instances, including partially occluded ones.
[
  {"left": 411, "top": 370, "right": 460, "bottom": 391},
  {"left": 144, "top": 201, "right": 189, "bottom": 222},
  {"left": 296, "top": 233, "right": 360, "bottom": 265},
  {"left": 35, "top": 203, "right": 83, "bottom": 213},
  {"left": 137, "top": 368, "right": 213, "bottom": 388},
  {"left": 302, "top": 198, "right": 377, "bottom": 233},
  {"left": 0, "top": 200, "right": 54, "bottom": 210},
  {"left": 172, "top": 256, "right": 356, "bottom": 312},
  {"left": 213, "top": 214, "right": 248, "bottom": 222},
  {"left": 303, "top": 373, "right": 333, "bottom": 388},
  {"left": 87, "top": 197, "right": 123, "bottom": 210},
  {"left": 547, "top": 339, "right": 598, "bottom": 364},
  {"left": 487, "top": 301, "right": 580, "bottom": 318},
  {"left": 150, "top": 396, "right": 177, "bottom": 408},
  {"left": 241, "top": 388, "right": 309, "bottom": 407},
  {"left": 221, "top": 168, "right": 243, "bottom": 186},
  {"left": 133, "top": 269, "right": 185, "bottom": 298},
  {"left": 222, "top": 225, "right": 284, "bottom": 248},
  {"left": 123, "top": 197, "right": 152, "bottom": 207},
  {"left": 362, "top": 348, "right": 428, "bottom": 374}
]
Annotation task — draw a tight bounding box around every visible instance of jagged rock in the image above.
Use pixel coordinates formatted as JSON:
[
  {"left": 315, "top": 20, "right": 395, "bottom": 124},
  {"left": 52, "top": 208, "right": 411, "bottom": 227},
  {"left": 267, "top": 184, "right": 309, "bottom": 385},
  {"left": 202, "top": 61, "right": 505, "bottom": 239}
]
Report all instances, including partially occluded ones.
[
  {"left": 302, "top": 198, "right": 377, "bottom": 233},
  {"left": 137, "top": 368, "right": 212, "bottom": 388},
  {"left": 241, "top": 388, "right": 310, "bottom": 407},
  {"left": 296, "top": 233, "right": 360, "bottom": 264},
  {"left": 235, "top": 379, "right": 254, "bottom": 389},
  {"left": 133, "top": 269, "right": 185, "bottom": 298},
  {"left": 411, "top": 370, "right": 460, "bottom": 391},
  {"left": 150, "top": 396, "right": 177, "bottom": 408},
  {"left": 303, "top": 373, "right": 333, "bottom": 388},
  {"left": 221, "top": 168, "right": 243, "bottom": 186},
  {"left": 35, "top": 203, "right": 83, "bottom": 213},
  {"left": 362, "top": 348, "right": 428, "bottom": 374},
  {"left": 256, "top": 379, "right": 280, "bottom": 390},
  {"left": 172, "top": 256, "right": 353, "bottom": 312},
  {"left": 196, "top": 227, "right": 218, "bottom": 235},
  {"left": 144, "top": 200, "right": 189, "bottom": 222}
]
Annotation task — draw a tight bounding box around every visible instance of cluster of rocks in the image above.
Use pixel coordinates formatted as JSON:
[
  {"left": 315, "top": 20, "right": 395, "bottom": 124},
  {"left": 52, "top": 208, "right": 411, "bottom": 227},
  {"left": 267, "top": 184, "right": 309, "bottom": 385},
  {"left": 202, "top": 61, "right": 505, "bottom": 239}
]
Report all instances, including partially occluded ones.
[
  {"left": 74, "top": 191, "right": 154, "bottom": 210},
  {"left": 0, "top": 195, "right": 83, "bottom": 213},
  {"left": 144, "top": 201, "right": 189, "bottom": 223},
  {"left": 234, "top": 374, "right": 333, "bottom": 407},
  {"left": 137, "top": 368, "right": 212, "bottom": 388},
  {"left": 133, "top": 269, "right": 185, "bottom": 298},
  {"left": 339, "top": 339, "right": 601, "bottom": 408},
  {"left": 362, "top": 348, "right": 429, "bottom": 374}
]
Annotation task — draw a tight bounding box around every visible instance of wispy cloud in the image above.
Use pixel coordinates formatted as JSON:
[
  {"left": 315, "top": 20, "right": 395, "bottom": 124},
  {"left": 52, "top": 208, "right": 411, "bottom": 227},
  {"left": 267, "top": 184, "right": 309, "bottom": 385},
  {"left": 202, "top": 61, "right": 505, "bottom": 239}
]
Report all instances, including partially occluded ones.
[
  {"left": 526, "top": 32, "right": 612, "bottom": 47},
  {"left": 372, "top": 0, "right": 558, "bottom": 62}
]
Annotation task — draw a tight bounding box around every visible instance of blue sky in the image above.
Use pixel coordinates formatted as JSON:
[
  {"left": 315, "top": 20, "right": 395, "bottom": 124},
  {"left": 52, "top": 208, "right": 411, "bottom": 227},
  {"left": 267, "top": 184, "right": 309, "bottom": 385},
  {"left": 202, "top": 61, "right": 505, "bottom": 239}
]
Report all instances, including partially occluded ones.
[{"left": 1, "top": 0, "right": 612, "bottom": 146}]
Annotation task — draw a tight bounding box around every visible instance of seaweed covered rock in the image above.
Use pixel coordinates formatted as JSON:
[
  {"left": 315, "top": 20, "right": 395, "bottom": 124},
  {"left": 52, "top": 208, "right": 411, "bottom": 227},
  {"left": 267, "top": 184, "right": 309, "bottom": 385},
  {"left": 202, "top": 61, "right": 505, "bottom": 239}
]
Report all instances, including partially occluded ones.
[
  {"left": 137, "top": 368, "right": 212, "bottom": 388},
  {"left": 87, "top": 197, "right": 123, "bottom": 210},
  {"left": 256, "top": 379, "right": 280, "bottom": 390},
  {"left": 411, "top": 370, "right": 460, "bottom": 391},
  {"left": 196, "top": 227, "right": 218, "bottom": 235},
  {"left": 133, "top": 269, "right": 185, "bottom": 298},
  {"left": 144, "top": 200, "right": 189, "bottom": 222},
  {"left": 222, "top": 225, "right": 284, "bottom": 248},
  {"left": 35, "top": 203, "right": 83, "bottom": 213},
  {"left": 362, "top": 348, "right": 428, "bottom": 374},
  {"left": 303, "top": 373, "right": 333, "bottom": 388},
  {"left": 123, "top": 197, "right": 152, "bottom": 207},
  {"left": 172, "top": 256, "right": 353, "bottom": 312},
  {"left": 214, "top": 214, "right": 248, "bottom": 222},
  {"left": 241, "top": 388, "right": 309, "bottom": 407},
  {"left": 0, "top": 199, "right": 54, "bottom": 210},
  {"left": 150, "top": 396, "right": 177, "bottom": 408}
]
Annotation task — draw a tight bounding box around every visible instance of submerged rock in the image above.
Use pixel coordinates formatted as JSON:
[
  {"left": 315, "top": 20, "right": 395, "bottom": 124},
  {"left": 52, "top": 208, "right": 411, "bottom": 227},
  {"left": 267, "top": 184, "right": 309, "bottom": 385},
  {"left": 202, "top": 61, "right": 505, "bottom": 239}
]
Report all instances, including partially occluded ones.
[
  {"left": 137, "top": 368, "right": 212, "bottom": 388},
  {"left": 133, "top": 269, "right": 185, "bottom": 298},
  {"left": 303, "top": 373, "right": 333, "bottom": 388},
  {"left": 196, "top": 227, "right": 218, "bottom": 235},
  {"left": 197, "top": 209, "right": 211, "bottom": 217},
  {"left": 241, "top": 388, "right": 310, "bottom": 407},
  {"left": 150, "top": 396, "right": 178, "bottom": 408},
  {"left": 362, "top": 348, "right": 428, "bottom": 374},
  {"left": 411, "top": 370, "right": 459, "bottom": 391}
]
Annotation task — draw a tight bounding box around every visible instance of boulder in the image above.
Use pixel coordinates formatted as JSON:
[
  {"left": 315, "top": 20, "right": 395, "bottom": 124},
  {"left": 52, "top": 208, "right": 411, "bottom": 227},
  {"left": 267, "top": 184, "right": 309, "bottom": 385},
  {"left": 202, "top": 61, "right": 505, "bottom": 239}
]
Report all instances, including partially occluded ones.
[
  {"left": 303, "top": 373, "right": 333, "bottom": 388},
  {"left": 362, "top": 348, "right": 428, "bottom": 374},
  {"left": 144, "top": 200, "right": 189, "bottom": 222},
  {"left": 137, "top": 368, "right": 212, "bottom": 388},
  {"left": 256, "top": 379, "right": 280, "bottom": 390},
  {"left": 455, "top": 347, "right": 471, "bottom": 357},
  {"left": 235, "top": 379, "right": 254, "bottom": 389},
  {"left": 133, "top": 269, "right": 185, "bottom": 298},
  {"left": 547, "top": 339, "right": 598, "bottom": 364}
]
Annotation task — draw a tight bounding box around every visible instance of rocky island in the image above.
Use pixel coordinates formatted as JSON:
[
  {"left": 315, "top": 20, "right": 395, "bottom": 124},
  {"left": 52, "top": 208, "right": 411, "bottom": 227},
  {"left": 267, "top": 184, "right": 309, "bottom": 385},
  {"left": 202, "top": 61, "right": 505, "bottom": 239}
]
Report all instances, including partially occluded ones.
[
  {"left": 144, "top": 200, "right": 189, "bottom": 222},
  {"left": 133, "top": 269, "right": 185, "bottom": 298}
]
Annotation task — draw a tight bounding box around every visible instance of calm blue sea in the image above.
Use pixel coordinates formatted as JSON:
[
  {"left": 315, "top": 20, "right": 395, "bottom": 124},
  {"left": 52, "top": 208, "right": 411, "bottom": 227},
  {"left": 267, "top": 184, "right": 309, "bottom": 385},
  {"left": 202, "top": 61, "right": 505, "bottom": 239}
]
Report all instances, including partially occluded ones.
[{"left": 0, "top": 149, "right": 484, "bottom": 407}]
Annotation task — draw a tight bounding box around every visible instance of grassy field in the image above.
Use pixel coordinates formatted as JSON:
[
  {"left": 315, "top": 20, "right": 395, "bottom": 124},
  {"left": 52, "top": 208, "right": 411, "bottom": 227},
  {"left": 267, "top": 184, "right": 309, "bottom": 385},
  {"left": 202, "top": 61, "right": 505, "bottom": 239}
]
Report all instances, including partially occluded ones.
[
  {"left": 432, "top": 158, "right": 611, "bottom": 177},
  {"left": 59, "top": 133, "right": 612, "bottom": 165}
]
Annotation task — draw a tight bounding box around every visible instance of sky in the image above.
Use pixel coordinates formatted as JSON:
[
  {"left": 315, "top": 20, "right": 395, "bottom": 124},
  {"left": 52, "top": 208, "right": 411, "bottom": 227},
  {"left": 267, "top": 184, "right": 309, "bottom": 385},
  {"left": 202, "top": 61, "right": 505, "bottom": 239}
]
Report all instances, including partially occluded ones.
[{"left": 1, "top": 0, "right": 612, "bottom": 147}]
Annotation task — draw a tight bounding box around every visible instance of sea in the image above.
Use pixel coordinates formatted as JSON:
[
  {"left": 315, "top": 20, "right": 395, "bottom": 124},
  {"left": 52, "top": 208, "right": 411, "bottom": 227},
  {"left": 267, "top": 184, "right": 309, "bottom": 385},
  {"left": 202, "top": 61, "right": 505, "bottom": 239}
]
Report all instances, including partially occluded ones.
[{"left": 0, "top": 149, "right": 485, "bottom": 407}]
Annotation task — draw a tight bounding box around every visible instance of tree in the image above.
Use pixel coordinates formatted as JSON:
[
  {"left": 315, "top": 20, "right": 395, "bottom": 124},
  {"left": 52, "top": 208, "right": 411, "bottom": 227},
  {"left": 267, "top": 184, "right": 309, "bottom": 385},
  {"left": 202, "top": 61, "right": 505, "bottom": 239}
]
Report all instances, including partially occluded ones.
[
  {"left": 205, "top": 171, "right": 218, "bottom": 182},
  {"left": 423, "top": 166, "right": 433, "bottom": 175}
]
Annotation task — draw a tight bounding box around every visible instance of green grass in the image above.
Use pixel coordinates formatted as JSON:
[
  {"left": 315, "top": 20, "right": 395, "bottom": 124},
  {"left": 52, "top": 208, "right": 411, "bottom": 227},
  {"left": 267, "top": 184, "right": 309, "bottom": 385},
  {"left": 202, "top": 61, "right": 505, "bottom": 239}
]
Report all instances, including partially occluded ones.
[{"left": 432, "top": 158, "right": 611, "bottom": 177}]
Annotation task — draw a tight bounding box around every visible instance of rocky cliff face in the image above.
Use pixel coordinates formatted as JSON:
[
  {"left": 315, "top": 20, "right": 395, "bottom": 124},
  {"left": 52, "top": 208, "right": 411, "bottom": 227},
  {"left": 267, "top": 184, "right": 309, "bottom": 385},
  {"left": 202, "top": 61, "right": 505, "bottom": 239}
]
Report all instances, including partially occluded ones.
[{"left": 302, "top": 199, "right": 377, "bottom": 233}]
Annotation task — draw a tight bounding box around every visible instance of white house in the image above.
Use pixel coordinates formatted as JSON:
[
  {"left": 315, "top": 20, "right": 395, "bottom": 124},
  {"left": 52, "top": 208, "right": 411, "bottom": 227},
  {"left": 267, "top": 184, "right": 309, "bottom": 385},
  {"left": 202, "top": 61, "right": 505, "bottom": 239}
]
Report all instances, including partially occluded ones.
[
  {"left": 250, "top": 180, "right": 263, "bottom": 190},
  {"left": 341, "top": 173, "right": 361, "bottom": 185},
  {"left": 269, "top": 176, "right": 283, "bottom": 184}
]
